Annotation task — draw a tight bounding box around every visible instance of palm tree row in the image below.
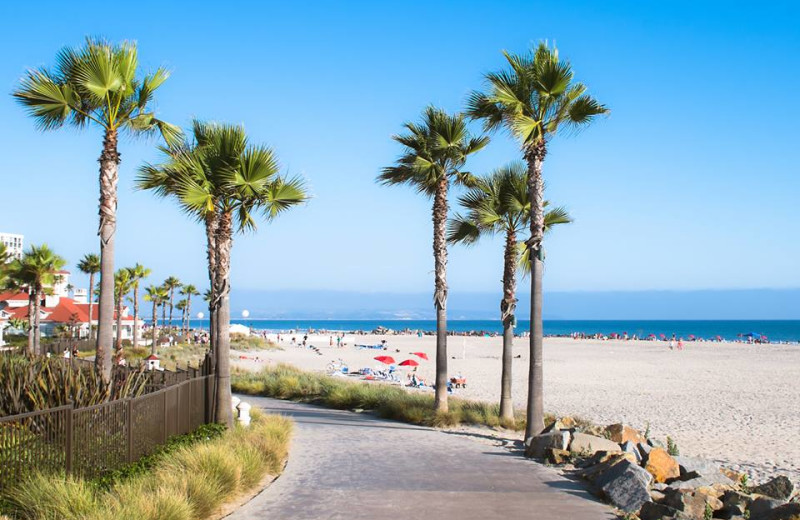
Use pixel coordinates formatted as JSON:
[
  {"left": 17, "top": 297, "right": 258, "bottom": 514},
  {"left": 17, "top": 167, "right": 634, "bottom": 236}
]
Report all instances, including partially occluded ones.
[
  {"left": 137, "top": 121, "right": 309, "bottom": 426},
  {"left": 380, "top": 42, "right": 607, "bottom": 436}
]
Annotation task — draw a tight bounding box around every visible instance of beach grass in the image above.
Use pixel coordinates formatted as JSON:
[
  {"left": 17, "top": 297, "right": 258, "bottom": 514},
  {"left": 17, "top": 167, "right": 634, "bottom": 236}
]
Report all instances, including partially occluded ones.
[
  {"left": 232, "top": 364, "right": 528, "bottom": 431},
  {"left": 1, "top": 410, "right": 292, "bottom": 520}
]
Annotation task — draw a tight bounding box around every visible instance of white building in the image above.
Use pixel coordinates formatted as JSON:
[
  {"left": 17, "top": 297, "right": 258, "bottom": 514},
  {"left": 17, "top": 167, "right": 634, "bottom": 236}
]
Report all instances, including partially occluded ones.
[{"left": 0, "top": 233, "right": 23, "bottom": 262}]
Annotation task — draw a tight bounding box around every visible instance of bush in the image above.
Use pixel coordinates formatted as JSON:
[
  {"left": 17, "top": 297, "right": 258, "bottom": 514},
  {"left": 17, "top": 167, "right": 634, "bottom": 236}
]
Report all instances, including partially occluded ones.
[
  {"left": 233, "top": 364, "right": 526, "bottom": 431},
  {"left": 230, "top": 334, "right": 281, "bottom": 351},
  {"left": 2, "top": 412, "right": 292, "bottom": 520}
]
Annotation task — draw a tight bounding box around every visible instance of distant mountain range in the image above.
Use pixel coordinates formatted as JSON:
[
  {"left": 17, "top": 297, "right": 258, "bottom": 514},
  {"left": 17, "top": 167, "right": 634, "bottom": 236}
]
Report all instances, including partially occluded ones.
[{"left": 226, "top": 288, "right": 800, "bottom": 320}]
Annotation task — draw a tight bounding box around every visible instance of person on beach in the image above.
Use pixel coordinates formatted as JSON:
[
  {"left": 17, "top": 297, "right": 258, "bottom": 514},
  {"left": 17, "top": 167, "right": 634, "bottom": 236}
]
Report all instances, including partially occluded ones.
[
  {"left": 668, "top": 338, "right": 675, "bottom": 350},
  {"left": 677, "top": 338, "right": 684, "bottom": 350}
]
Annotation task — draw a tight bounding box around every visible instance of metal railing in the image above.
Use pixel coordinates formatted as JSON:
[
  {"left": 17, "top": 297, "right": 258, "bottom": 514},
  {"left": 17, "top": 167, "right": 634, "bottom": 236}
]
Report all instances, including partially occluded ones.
[{"left": 0, "top": 374, "right": 214, "bottom": 489}]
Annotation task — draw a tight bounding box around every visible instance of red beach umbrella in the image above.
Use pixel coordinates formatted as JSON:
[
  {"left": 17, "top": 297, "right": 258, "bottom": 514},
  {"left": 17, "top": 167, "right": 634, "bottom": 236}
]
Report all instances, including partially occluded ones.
[
  {"left": 374, "top": 356, "right": 395, "bottom": 364},
  {"left": 411, "top": 352, "right": 429, "bottom": 360},
  {"left": 399, "top": 359, "right": 419, "bottom": 367}
]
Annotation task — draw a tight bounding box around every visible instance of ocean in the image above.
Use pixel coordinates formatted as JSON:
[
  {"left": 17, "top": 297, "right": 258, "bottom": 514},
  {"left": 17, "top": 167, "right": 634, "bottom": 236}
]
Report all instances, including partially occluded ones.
[{"left": 185, "top": 319, "right": 800, "bottom": 343}]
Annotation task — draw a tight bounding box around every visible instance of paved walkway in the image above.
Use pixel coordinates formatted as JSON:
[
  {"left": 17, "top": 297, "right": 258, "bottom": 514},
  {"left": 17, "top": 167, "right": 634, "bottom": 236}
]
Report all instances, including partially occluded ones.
[{"left": 229, "top": 396, "right": 613, "bottom": 520}]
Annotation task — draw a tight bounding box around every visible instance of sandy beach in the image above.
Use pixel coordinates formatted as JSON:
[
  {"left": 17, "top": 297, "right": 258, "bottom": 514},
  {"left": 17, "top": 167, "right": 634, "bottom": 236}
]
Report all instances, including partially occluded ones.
[{"left": 232, "top": 333, "right": 800, "bottom": 482}]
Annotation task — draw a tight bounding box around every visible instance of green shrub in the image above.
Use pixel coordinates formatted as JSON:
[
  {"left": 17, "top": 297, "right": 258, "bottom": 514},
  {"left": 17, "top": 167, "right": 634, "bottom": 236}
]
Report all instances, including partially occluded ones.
[
  {"left": 667, "top": 436, "right": 680, "bottom": 456},
  {"left": 2, "top": 413, "right": 292, "bottom": 520}
]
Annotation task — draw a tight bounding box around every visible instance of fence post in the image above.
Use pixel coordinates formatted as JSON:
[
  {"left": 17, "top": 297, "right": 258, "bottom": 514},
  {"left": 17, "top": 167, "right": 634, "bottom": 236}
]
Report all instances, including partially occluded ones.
[
  {"left": 126, "top": 399, "right": 134, "bottom": 463},
  {"left": 65, "top": 406, "right": 74, "bottom": 475}
]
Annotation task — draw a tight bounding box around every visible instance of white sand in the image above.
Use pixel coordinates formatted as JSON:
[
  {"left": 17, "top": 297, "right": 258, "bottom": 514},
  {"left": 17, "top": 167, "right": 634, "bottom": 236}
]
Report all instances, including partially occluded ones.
[{"left": 232, "top": 333, "right": 800, "bottom": 481}]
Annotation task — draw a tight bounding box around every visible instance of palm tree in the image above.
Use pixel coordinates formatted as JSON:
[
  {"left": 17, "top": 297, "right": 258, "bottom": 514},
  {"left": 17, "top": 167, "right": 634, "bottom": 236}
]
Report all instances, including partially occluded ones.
[
  {"left": 13, "top": 38, "right": 181, "bottom": 382},
  {"left": 143, "top": 285, "right": 167, "bottom": 355},
  {"left": 0, "top": 245, "right": 10, "bottom": 287},
  {"left": 162, "top": 276, "right": 181, "bottom": 330},
  {"left": 467, "top": 42, "right": 607, "bottom": 437},
  {"left": 137, "top": 121, "right": 309, "bottom": 426},
  {"left": 77, "top": 253, "right": 100, "bottom": 340},
  {"left": 113, "top": 268, "right": 132, "bottom": 351},
  {"left": 126, "top": 263, "right": 151, "bottom": 349},
  {"left": 180, "top": 284, "right": 200, "bottom": 336},
  {"left": 6, "top": 244, "right": 67, "bottom": 354},
  {"left": 448, "top": 162, "right": 572, "bottom": 422},
  {"left": 378, "top": 107, "right": 488, "bottom": 412},
  {"left": 175, "top": 299, "right": 189, "bottom": 337}
]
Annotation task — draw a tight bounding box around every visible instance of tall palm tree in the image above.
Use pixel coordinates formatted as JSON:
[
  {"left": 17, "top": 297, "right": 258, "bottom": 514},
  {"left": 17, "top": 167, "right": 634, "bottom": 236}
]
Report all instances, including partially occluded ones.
[
  {"left": 137, "top": 121, "right": 308, "bottom": 426},
  {"left": 77, "top": 253, "right": 100, "bottom": 340},
  {"left": 180, "top": 284, "right": 200, "bottom": 336},
  {"left": 113, "top": 268, "right": 132, "bottom": 351},
  {"left": 13, "top": 38, "right": 181, "bottom": 382},
  {"left": 126, "top": 263, "right": 151, "bottom": 349},
  {"left": 378, "top": 107, "right": 488, "bottom": 412},
  {"left": 467, "top": 42, "right": 607, "bottom": 437},
  {"left": 143, "top": 284, "right": 167, "bottom": 355},
  {"left": 162, "top": 276, "right": 181, "bottom": 329},
  {"left": 7, "top": 244, "right": 67, "bottom": 354},
  {"left": 448, "top": 162, "right": 572, "bottom": 422}
]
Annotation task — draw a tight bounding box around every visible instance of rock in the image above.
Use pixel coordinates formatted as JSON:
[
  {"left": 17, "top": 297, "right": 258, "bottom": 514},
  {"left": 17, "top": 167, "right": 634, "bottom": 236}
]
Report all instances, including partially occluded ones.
[
  {"left": 756, "top": 503, "right": 800, "bottom": 520},
  {"left": 651, "top": 490, "right": 666, "bottom": 502},
  {"left": 575, "top": 454, "right": 629, "bottom": 483},
  {"left": 595, "top": 459, "right": 653, "bottom": 513},
  {"left": 751, "top": 476, "right": 795, "bottom": 501},
  {"left": 720, "top": 467, "right": 744, "bottom": 483},
  {"left": 717, "top": 490, "right": 752, "bottom": 519},
  {"left": 545, "top": 448, "right": 570, "bottom": 465},
  {"left": 639, "top": 502, "right": 682, "bottom": 520},
  {"left": 662, "top": 488, "right": 723, "bottom": 519},
  {"left": 639, "top": 442, "right": 653, "bottom": 461},
  {"left": 606, "top": 423, "right": 647, "bottom": 444},
  {"left": 622, "top": 441, "right": 643, "bottom": 463},
  {"left": 525, "top": 430, "right": 571, "bottom": 459},
  {"left": 670, "top": 475, "right": 734, "bottom": 490},
  {"left": 645, "top": 448, "right": 681, "bottom": 483},
  {"left": 569, "top": 432, "right": 622, "bottom": 455},
  {"left": 749, "top": 497, "right": 788, "bottom": 519}
]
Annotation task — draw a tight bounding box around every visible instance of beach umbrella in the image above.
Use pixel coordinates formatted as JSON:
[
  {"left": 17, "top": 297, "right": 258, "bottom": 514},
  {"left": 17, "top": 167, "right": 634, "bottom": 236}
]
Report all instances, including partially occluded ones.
[
  {"left": 411, "top": 352, "right": 429, "bottom": 360},
  {"left": 399, "top": 359, "right": 419, "bottom": 367},
  {"left": 374, "top": 355, "right": 395, "bottom": 364}
]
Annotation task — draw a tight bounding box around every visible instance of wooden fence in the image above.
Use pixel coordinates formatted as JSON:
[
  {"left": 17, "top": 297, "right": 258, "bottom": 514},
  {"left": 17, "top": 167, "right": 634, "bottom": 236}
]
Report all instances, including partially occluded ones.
[{"left": 0, "top": 374, "right": 214, "bottom": 490}]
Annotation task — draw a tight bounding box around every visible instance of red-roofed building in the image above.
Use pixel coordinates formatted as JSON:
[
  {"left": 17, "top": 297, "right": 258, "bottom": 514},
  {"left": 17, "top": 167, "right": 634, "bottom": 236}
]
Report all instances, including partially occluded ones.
[{"left": 0, "top": 290, "right": 142, "bottom": 346}]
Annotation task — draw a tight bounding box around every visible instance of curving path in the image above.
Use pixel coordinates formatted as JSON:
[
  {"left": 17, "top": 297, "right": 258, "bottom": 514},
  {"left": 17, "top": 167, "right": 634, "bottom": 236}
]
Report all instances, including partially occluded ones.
[{"left": 229, "top": 396, "right": 613, "bottom": 520}]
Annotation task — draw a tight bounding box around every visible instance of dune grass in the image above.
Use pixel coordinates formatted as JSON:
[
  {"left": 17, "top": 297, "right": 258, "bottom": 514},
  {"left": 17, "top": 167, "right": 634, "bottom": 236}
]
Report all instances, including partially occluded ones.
[
  {"left": 233, "top": 364, "right": 529, "bottom": 430},
  {"left": 2, "top": 410, "right": 292, "bottom": 520}
]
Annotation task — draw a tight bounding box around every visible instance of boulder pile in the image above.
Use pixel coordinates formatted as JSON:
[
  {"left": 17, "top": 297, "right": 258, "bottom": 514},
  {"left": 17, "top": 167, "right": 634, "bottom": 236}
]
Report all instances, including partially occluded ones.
[{"left": 524, "top": 421, "right": 798, "bottom": 520}]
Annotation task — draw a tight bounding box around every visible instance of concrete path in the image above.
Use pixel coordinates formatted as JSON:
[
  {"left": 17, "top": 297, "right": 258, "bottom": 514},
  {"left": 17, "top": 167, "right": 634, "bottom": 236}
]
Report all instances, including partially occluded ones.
[{"left": 229, "top": 396, "right": 614, "bottom": 520}]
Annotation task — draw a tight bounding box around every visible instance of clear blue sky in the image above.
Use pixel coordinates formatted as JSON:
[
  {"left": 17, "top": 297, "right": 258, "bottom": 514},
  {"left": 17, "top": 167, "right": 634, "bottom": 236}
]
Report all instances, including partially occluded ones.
[{"left": 1, "top": 0, "right": 798, "bottom": 300}]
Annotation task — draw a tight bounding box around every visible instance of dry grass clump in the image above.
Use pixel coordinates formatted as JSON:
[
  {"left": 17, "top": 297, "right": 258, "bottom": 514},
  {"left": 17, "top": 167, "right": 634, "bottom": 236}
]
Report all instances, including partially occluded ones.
[
  {"left": 233, "top": 364, "right": 526, "bottom": 431},
  {"left": 2, "top": 411, "right": 292, "bottom": 520}
]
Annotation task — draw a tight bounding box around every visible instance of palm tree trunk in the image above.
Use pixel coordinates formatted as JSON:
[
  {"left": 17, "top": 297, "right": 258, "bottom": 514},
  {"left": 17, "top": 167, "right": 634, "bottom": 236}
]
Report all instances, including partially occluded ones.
[
  {"left": 26, "top": 294, "right": 35, "bottom": 355},
  {"left": 33, "top": 289, "right": 42, "bottom": 356},
  {"left": 115, "top": 288, "right": 123, "bottom": 351},
  {"left": 132, "top": 284, "right": 139, "bottom": 349},
  {"left": 151, "top": 300, "right": 158, "bottom": 356},
  {"left": 500, "top": 229, "right": 518, "bottom": 423},
  {"left": 205, "top": 213, "right": 218, "bottom": 373},
  {"left": 213, "top": 211, "right": 234, "bottom": 427},
  {"left": 432, "top": 177, "right": 449, "bottom": 413},
  {"left": 96, "top": 129, "right": 120, "bottom": 383},
  {"left": 524, "top": 142, "right": 547, "bottom": 440},
  {"left": 168, "top": 291, "right": 174, "bottom": 330},
  {"left": 88, "top": 272, "right": 95, "bottom": 340}
]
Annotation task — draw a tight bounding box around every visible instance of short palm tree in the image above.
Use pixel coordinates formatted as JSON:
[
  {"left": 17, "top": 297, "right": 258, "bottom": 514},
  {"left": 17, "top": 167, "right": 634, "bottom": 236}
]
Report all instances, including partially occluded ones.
[
  {"left": 143, "top": 285, "right": 167, "bottom": 355},
  {"left": 137, "top": 121, "right": 309, "bottom": 426},
  {"left": 378, "top": 106, "right": 489, "bottom": 412},
  {"left": 13, "top": 38, "right": 181, "bottom": 382},
  {"left": 448, "top": 161, "right": 572, "bottom": 422},
  {"left": 0, "top": 245, "right": 10, "bottom": 287},
  {"left": 467, "top": 42, "right": 607, "bottom": 437},
  {"left": 126, "top": 263, "right": 151, "bottom": 348},
  {"left": 77, "top": 253, "right": 100, "bottom": 340},
  {"left": 175, "top": 299, "right": 189, "bottom": 337},
  {"left": 180, "top": 284, "right": 200, "bottom": 336},
  {"left": 113, "top": 268, "right": 132, "bottom": 351},
  {"left": 7, "top": 244, "right": 67, "bottom": 354},
  {"left": 162, "top": 276, "right": 181, "bottom": 330}
]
